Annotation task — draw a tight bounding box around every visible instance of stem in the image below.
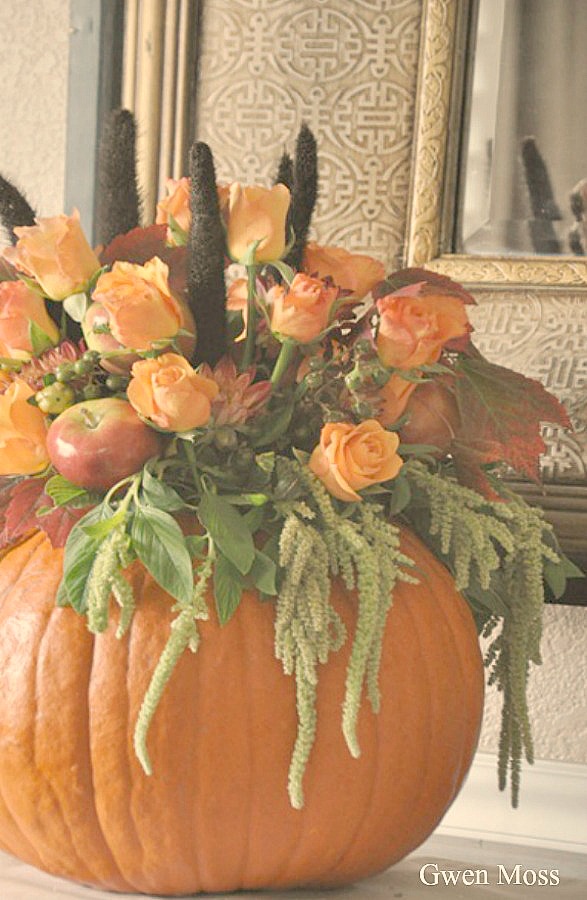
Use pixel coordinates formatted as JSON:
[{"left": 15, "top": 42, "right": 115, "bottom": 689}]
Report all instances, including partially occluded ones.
[
  {"left": 271, "top": 339, "right": 298, "bottom": 388},
  {"left": 181, "top": 440, "right": 203, "bottom": 495},
  {"left": 241, "top": 264, "right": 259, "bottom": 371}
]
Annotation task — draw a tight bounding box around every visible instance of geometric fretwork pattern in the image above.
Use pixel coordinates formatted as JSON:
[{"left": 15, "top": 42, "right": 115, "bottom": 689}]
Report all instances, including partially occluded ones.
[
  {"left": 194, "top": 0, "right": 422, "bottom": 270},
  {"left": 470, "top": 291, "right": 587, "bottom": 482}
]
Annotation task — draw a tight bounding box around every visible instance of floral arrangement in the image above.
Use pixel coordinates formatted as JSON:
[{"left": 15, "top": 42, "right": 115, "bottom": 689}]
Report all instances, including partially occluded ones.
[{"left": 0, "top": 122, "right": 579, "bottom": 811}]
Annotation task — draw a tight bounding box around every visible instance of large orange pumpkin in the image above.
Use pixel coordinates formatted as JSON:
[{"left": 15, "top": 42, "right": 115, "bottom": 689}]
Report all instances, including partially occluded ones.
[{"left": 0, "top": 526, "right": 483, "bottom": 896}]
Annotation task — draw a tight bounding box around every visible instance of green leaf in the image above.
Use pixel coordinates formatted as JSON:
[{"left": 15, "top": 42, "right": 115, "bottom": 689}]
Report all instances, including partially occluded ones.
[
  {"left": 45, "top": 474, "right": 89, "bottom": 507},
  {"left": 83, "top": 507, "right": 126, "bottom": 539},
  {"left": 249, "top": 400, "right": 295, "bottom": 448},
  {"left": 213, "top": 553, "right": 244, "bottom": 624},
  {"left": 267, "top": 259, "right": 295, "bottom": 285},
  {"left": 387, "top": 476, "right": 411, "bottom": 516},
  {"left": 249, "top": 549, "right": 277, "bottom": 595},
  {"left": 63, "top": 291, "right": 88, "bottom": 323},
  {"left": 544, "top": 555, "right": 584, "bottom": 600},
  {"left": 185, "top": 534, "right": 208, "bottom": 557},
  {"left": 167, "top": 214, "right": 188, "bottom": 247},
  {"left": 243, "top": 506, "right": 265, "bottom": 533},
  {"left": 198, "top": 492, "right": 255, "bottom": 576},
  {"left": 141, "top": 468, "right": 185, "bottom": 512},
  {"left": 61, "top": 506, "right": 103, "bottom": 612},
  {"left": 131, "top": 507, "right": 194, "bottom": 604},
  {"left": 28, "top": 320, "right": 54, "bottom": 356}
]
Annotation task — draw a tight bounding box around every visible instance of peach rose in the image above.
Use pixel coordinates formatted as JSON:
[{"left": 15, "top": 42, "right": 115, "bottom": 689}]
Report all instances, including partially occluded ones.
[
  {"left": 377, "top": 373, "right": 418, "bottom": 427},
  {"left": 226, "top": 183, "right": 290, "bottom": 263},
  {"left": 127, "top": 352, "right": 219, "bottom": 431},
  {"left": 309, "top": 419, "right": 403, "bottom": 502},
  {"left": 92, "top": 257, "right": 183, "bottom": 351},
  {"left": 4, "top": 210, "right": 101, "bottom": 301},
  {"left": 268, "top": 273, "right": 338, "bottom": 343},
  {"left": 0, "top": 379, "right": 50, "bottom": 475},
  {"left": 0, "top": 281, "right": 59, "bottom": 359},
  {"left": 376, "top": 290, "right": 470, "bottom": 369},
  {"left": 156, "top": 177, "right": 191, "bottom": 243},
  {"left": 303, "top": 242, "right": 385, "bottom": 299}
]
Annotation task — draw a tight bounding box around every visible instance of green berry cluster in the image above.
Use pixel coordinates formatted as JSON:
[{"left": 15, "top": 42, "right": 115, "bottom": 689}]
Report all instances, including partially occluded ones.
[{"left": 33, "top": 350, "right": 129, "bottom": 415}]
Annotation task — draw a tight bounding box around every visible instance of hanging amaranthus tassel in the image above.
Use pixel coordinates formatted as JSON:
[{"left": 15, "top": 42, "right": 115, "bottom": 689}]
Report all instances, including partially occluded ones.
[
  {"left": 95, "top": 109, "right": 141, "bottom": 247},
  {"left": 0, "top": 175, "right": 36, "bottom": 244},
  {"left": 285, "top": 124, "right": 318, "bottom": 271},
  {"left": 187, "top": 142, "right": 227, "bottom": 365}
]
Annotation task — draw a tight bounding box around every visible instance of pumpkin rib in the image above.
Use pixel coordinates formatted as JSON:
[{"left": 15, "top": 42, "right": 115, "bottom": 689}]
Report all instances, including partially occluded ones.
[
  {"left": 32, "top": 610, "right": 106, "bottom": 883},
  {"left": 236, "top": 602, "right": 255, "bottom": 890}
]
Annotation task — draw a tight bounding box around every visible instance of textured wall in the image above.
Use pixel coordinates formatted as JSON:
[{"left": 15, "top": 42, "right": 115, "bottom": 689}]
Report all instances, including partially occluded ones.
[
  {"left": 195, "top": 0, "right": 587, "bottom": 767},
  {"left": 0, "top": 0, "right": 70, "bottom": 242},
  {"left": 195, "top": 0, "right": 422, "bottom": 271}
]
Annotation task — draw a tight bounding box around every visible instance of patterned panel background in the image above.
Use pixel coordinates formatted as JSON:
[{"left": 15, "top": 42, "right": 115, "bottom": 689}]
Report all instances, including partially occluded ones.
[
  {"left": 194, "top": 0, "right": 421, "bottom": 271},
  {"left": 469, "top": 290, "right": 587, "bottom": 482}
]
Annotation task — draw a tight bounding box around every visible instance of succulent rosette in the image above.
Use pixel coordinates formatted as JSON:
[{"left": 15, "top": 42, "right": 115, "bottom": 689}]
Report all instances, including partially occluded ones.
[{"left": 0, "top": 120, "right": 577, "bottom": 846}]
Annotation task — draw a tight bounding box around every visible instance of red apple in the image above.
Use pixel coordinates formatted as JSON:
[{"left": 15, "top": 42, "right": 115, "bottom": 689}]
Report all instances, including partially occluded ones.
[{"left": 47, "top": 398, "right": 162, "bottom": 492}]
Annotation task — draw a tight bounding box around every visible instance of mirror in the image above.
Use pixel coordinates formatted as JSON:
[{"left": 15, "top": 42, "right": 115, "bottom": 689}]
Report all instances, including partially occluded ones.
[
  {"left": 406, "top": 0, "right": 587, "bottom": 603},
  {"left": 458, "top": 0, "right": 587, "bottom": 257}
]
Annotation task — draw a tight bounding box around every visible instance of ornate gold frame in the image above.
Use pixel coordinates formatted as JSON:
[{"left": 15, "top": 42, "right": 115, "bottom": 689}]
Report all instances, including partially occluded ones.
[
  {"left": 405, "top": 0, "right": 587, "bottom": 288},
  {"left": 405, "top": 0, "right": 587, "bottom": 601}
]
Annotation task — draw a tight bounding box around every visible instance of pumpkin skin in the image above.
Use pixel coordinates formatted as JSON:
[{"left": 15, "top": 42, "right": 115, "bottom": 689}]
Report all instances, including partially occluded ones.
[{"left": 0, "top": 527, "right": 483, "bottom": 895}]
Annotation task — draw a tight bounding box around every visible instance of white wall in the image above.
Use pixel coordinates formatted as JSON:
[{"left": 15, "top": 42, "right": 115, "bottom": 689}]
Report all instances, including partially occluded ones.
[{"left": 0, "top": 0, "right": 70, "bottom": 239}]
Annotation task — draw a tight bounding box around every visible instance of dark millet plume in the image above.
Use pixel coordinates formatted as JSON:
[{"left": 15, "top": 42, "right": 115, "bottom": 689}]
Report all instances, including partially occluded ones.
[
  {"left": 95, "top": 109, "right": 141, "bottom": 247},
  {"left": 187, "top": 142, "right": 227, "bottom": 365}
]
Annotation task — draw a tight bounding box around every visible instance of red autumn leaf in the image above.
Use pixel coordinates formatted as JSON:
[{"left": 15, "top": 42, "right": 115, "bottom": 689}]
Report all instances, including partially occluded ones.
[
  {"left": 373, "top": 268, "right": 477, "bottom": 307},
  {"left": 452, "top": 353, "right": 571, "bottom": 496},
  {"left": 100, "top": 225, "right": 188, "bottom": 295},
  {"left": 38, "top": 502, "right": 93, "bottom": 548},
  {"left": 0, "top": 478, "right": 47, "bottom": 550},
  {"left": 0, "top": 477, "right": 93, "bottom": 551}
]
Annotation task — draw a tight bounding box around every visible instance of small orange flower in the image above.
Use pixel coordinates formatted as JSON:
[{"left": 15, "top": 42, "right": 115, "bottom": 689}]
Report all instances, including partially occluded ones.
[
  {"left": 127, "top": 352, "right": 219, "bottom": 432},
  {"left": 4, "top": 210, "right": 100, "bottom": 301},
  {"left": 309, "top": 419, "right": 403, "bottom": 502},
  {"left": 376, "top": 289, "right": 470, "bottom": 369},
  {"left": 303, "top": 242, "right": 385, "bottom": 299},
  {"left": 226, "top": 183, "right": 290, "bottom": 263},
  {"left": 268, "top": 273, "right": 338, "bottom": 343},
  {"left": 92, "top": 257, "right": 182, "bottom": 351},
  {"left": 0, "top": 281, "right": 59, "bottom": 359},
  {"left": 0, "top": 379, "right": 49, "bottom": 475}
]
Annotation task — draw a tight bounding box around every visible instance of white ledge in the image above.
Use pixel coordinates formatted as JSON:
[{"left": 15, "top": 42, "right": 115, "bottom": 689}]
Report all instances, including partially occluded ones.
[{"left": 436, "top": 751, "right": 587, "bottom": 853}]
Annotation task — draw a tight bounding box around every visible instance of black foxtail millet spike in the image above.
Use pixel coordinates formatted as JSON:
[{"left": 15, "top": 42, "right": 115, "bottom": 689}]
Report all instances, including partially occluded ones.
[
  {"left": 274, "top": 151, "right": 294, "bottom": 192},
  {"left": 95, "top": 109, "right": 141, "bottom": 246},
  {"left": 0, "top": 174, "right": 36, "bottom": 244},
  {"left": 187, "top": 142, "right": 227, "bottom": 366},
  {"left": 284, "top": 123, "right": 318, "bottom": 271}
]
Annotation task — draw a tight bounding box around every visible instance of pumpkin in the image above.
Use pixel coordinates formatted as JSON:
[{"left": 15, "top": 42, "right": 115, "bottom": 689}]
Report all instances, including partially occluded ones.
[{"left": 0, "top": 526, "right": 483, "bottom": 896}]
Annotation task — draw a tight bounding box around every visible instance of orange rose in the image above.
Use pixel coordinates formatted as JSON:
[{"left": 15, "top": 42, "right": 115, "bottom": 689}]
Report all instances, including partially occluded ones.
[
  {"left": 156, "top": 177, "right": 191, "bottom": 243},
  {"left": 0, "top": 379, "right": 49, "bottom": 475},
  {"left": 226, "top": 183, "right": 290, "bottom": 263},
  {"left": 303, "top": 242, "right": 385, "bottom": 299},
  {"left": 127, "top": 352, "right": 219, "bottom": 431},
  {"left": 376, "top": 290, "right": 470, "bottom": 369},
  {"left": 0, "top": 281, "right": 59, "bottom": 359},
  {"left": 377, "top": 373, "right": 417, "bottom": 427},
  {"left": 4, "top": 210, "right": 100, "bottom": 301},
  {"left": 92, "top": 257, "right": 183, "bottom": 351},
  {"left": 268, "top": 273, "right": 338, "bottom": 343},
  {"left": 309, "top": 419, "right": 403, "bottom": 502}
]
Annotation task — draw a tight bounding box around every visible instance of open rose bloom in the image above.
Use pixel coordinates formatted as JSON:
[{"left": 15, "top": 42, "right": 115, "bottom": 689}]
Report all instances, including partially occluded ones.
[
  {"left": 4, "top": 210, "right": 100, "bottom": 301},
  {"left": 127, "top": 352, "right": 219, "bottom": 431},
  {"left": 0, "top": 379, "right": 49, "bottom": 474}
]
